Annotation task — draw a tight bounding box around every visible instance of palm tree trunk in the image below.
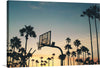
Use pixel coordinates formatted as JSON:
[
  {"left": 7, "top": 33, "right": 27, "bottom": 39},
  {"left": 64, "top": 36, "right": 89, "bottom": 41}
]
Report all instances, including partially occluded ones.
[
  {"left": 83, "top": 52, "right": 84, "bottom": 62},
  {"left": 70, "top": 57, "right": 72, "bottom": 65},
  {"left": 73, "top": 57, "right": 75, "bottom": 65},
  {"left": 88, "top": 17, "right": 94, "bottom": 61},
  {"left": 48, "top": 60, "right": 50, "bottom": 66},
  {"left": 36, "top": 63, "right": 37, "bottom": 67},
  {"left": 68, "top": 55, "right": 69, "bottom": 65},
  {"left": 25, "top": 34, "right": 28, "bottom": 51},
  {"left": 79, "top": 55, "right": 80, "bottom": 65},
  {"left": 77, "top": 47, "right": 79, "bottom": 65},
  {"left": 85, "top": 52, "right": 86, "bottom": 60},
  {"left": 94, "top": 17, "right": 99, "bottom": 64},
  {"left": 32, "top": 61, "right": 33, "bottom": 67},
  {"left": 52, "top": 59, "right": 54, "bottom": 66},
  {"left": 28, "top": 58, "right": 30, "bottom": 67},
  {"left": 73, "top": 57, "right": 74, "bottom": 65},
  {"left": 68, "top": 49, "right": 69, "bottom": 66}
]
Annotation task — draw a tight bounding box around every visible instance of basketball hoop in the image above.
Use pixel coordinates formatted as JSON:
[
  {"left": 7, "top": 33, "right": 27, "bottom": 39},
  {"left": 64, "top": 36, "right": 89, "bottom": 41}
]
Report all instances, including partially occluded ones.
[{"left": 38, "top": 31, "right": 51, "bottom": 50}]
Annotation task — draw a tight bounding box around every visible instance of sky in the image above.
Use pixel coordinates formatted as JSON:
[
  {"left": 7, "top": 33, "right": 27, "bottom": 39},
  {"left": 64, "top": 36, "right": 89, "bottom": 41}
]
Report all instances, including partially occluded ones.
[{"left": 8, "top": 1, "right": 100, "bottom": 66}]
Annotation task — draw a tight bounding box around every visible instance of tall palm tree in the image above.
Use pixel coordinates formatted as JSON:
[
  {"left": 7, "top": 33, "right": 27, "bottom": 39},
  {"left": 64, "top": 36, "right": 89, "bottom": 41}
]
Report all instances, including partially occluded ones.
[
  {"left": 19, "top": 25, "right": 36, "bottom": 51},
  {"left": 74, "top": 39, "right": 81, "bottom": 65},
  {"left": 81, "top": 8, "right": 94, "bottom": 62},
  {"left": 90, "top": 5, "right": 100, "bottom": 64},
  {"left": 71, "top": 51, "right": 76, "bottom": 65},
  {"left": 47, "top": 57, "right": 51, "bottom": 66},
  {"left": 31, "top": 59, "right": 34, "bottom": 67},
  {"left": 65, "top": 37, "right": 72, "bottom": 66}
]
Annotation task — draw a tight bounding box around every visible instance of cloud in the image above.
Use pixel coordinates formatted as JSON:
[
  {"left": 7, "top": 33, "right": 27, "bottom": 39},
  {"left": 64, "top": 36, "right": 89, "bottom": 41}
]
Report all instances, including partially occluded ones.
[
  {"left": 28, "top": 2, "right": 42, "bottom": 10},
  {"left": 28, "top": 2, "right": 56, "bottom": 10}
]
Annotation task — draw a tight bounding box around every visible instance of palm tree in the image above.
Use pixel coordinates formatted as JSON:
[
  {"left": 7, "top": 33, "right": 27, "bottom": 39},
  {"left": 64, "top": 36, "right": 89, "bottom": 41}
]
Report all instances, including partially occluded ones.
[
  {"left": 10, "top": 37, "right": 21, "bottom": 66},
  {"left": 52, "top": 53, "right": 55, "bottom": 66},
  {"left": 10, "top": 37, "right": 21, "bottom": 52},
  {"left": 31, "top": 59, "right": 34, "bottom": 67},
  {"left": 51, "top": 57, "right": 54, "bottom": 66},
  {"left": 84, "top": 47, "right": 89, "bottom": 59},
  {"left": 74, "top": 39, "right": 81, "bottom": 65},
  {"left": 19, "top": 25, "right": 36, "bottom": 51},
  {"left": 35, "top": 60, "right": 39, "bottom": 67},
  {"left": 74, "top": 40, "right": 81, "bottom": 49},
  {"left": 40, "top": 57, "right": 43, "bottom": 66},
  {"left": 77, "top": 49, "right": 82, "bottom": 65},
  {"left": 47, "top": 57, "right": 51, "bottom": 66},
  {"left": 65, "top": 37, "right": 72, "bottom": 65},
  {"left": 66, "top": 51, "right": 70, "bottom": 65},
  {"left": 66, "top": 37, "right": 71, "bottom": 44},
  {"left": 44, "top": 60, "right": 48, "bottom": 66},
  {"left": 18, "top": 47, "right": 27, "bottom": 67},
  {"left": 70, "top": 56, "right": 72, "bottom": 65},
  {"left": 44, "top": 60, "right": 47, "bottom": 66},
  {"left": 87, "top": 52, "right": 91, "bottom": 58},
  {"left": 81, "top": 46, "right": 87, "bottom": 62},
  {"left": 71, "top": 51, "right": 76, "bottom": 65},
  {"left": 90, "top": 5, "right": 100, "bottom": 64},
  {"left": 81, "top": 8, "right": 94, "bottom": 62}
]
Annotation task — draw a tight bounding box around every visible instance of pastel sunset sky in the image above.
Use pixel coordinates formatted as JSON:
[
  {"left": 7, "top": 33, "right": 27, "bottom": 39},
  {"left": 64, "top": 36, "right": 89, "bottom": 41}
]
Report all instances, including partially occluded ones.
[{"left": 8, "top": 1, "right": 100, "bottom": 66}]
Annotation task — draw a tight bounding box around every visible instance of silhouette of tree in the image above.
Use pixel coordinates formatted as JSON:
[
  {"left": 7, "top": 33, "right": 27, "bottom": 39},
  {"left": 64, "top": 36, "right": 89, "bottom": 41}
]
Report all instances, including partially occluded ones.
[
  {"left": 19, "top": 25, "right": 36, "bottom": 51},
  {"left": 71, "top": 51, "right": 76, "bottom": 65},
  {"left": 40, "top": 57, "right": 43, "bottom": 66},
  {"left": 9, "top": 37, "right": 21, "bottom": 66},
  {"left": 10, "top": 37, "right": 21, "bottom": 52},
  {"left": 51, "top": 53, "right": 55, "bottom": 66},
  {"left": 47, "top": 57, "right": 51, "bottom": 66},
  {"left": 51, "top": 57, "right": 54, "bottom": 66},
  {"left": 31, "top": 59, "right": 34, "bottom": 67},
  {"left": 81, "top": 46, "right": 87, "bottom": 62},
  {"left": 90, "top": 5, "right": 100, "bottom": 64},
  {"left": 77, "top": 48, "right": 82, "bottom": 65},
  {"left": 65, "top": 37, "right": 72, "bottom": 66},
  {"left": 18, "top": 47, "right": 34, "bottom": 67},
  {"left": 81, "top": 8, "right": 94, "bottom": 62},
  {"left": 70, "top": 56, "right": 72, "bottom": 65},
  {"left": 84, "top": 47, "right": 89, "bottom": 59},
  {"left": 36, "top": 60, "right": 39, "bottom": 67},
  {"left": 74, "top": 39, "right": 81, "bottom": 65},
  {"left": 66, "top": 37, "right": 71, "bottom": 44},
  {"left": 87, "top": 52, "right": 91, "bottom": 58},
  {"left": 44, "top": 60, "right": 48, "bottom": 66},
  {"left": 66, "top": 51, "right": 70, "bottom": 65}
]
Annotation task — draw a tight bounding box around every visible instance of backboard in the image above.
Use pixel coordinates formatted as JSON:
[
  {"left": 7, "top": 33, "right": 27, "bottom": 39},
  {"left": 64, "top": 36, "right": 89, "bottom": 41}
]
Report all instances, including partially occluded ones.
[{"left": 38, "top": 31, "right": 51, "bottom": 50}]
